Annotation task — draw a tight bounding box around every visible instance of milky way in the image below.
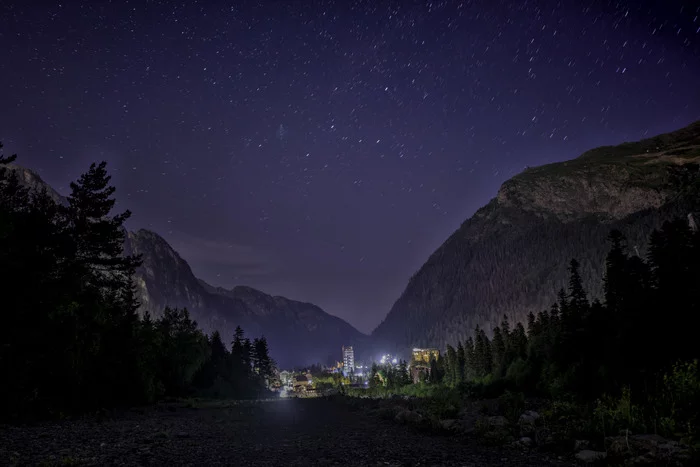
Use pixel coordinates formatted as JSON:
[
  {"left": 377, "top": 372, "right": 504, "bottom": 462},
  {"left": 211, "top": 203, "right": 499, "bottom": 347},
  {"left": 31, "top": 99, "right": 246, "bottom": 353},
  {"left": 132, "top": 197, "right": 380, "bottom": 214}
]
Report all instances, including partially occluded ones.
[{"left": 1, "top": 0, "right": 699, "bottom": 333}]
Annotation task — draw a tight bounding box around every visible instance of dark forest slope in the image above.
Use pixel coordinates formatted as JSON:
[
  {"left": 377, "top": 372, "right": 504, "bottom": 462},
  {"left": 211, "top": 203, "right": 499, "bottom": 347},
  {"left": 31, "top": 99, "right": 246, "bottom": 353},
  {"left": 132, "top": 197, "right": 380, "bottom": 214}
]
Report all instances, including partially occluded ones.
[{"left": 372, "top": 120, "right": 700, "bottom": 353}]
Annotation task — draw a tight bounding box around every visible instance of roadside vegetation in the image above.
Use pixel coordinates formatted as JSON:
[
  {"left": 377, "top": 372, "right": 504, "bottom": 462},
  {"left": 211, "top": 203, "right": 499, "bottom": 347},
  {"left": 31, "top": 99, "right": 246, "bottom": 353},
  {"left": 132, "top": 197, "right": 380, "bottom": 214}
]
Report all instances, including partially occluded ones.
[{"left": 342, "top": 217, "right": 700, "bottom": 464}]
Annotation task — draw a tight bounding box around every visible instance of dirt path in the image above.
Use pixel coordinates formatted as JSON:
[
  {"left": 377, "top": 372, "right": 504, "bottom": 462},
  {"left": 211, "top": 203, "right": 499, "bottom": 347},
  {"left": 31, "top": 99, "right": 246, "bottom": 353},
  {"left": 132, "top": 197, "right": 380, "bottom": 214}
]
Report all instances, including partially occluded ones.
[{"left": 0, "top": 398, "right": 574, "bottom": 466}]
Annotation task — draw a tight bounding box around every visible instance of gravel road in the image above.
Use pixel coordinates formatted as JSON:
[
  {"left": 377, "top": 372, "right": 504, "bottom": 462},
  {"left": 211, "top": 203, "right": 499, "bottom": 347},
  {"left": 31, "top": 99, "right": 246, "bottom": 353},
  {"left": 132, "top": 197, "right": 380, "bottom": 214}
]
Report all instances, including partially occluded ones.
[{"left": 0, "top": 398, "right": 574, "bottom": 466}]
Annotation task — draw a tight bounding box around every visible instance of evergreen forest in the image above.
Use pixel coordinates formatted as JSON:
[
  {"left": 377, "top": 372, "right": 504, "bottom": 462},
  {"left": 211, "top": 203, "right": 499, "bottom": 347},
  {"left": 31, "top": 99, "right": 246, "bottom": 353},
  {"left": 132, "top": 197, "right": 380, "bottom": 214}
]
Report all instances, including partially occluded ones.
[
  {"left": 0, "top": 145, "right": 276, "bottom": 421},
  {"left": 361, "top": 217, "right": 700, "bottom": 444}
]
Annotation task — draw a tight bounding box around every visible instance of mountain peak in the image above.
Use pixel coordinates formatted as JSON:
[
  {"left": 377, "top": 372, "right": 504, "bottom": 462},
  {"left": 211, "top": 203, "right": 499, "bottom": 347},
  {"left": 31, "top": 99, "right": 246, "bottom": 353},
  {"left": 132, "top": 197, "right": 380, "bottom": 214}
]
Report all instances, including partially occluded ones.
[
  {"left": 577, "top": 119, "right": 700, "bottom": 161},
  {"left": 373, "top": 120, "right": 700, "bottom": 354},
  {"left": 3, "top": 163, "right": 66, "bottom": 205},
  {"left": 495, "top": 120, "right": 700, "bottom": 222}
]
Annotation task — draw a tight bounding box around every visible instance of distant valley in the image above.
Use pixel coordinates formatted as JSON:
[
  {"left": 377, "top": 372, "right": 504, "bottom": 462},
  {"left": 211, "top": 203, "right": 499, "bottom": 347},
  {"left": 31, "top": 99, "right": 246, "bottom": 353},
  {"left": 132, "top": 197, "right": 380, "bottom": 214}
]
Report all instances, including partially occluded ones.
[
  {"left": 7, "top": 120, "right": 700, "bottom": 365},
  {"left": 4, "top": 163, "right": 366, "bottom": 369}
]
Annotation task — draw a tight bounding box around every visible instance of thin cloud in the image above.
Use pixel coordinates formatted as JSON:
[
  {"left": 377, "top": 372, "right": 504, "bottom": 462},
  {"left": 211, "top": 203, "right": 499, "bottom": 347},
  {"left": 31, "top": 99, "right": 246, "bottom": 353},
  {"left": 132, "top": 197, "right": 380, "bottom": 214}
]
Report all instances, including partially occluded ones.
[{"left": 166, "top": 231, "right": 278, "bottom": 276}]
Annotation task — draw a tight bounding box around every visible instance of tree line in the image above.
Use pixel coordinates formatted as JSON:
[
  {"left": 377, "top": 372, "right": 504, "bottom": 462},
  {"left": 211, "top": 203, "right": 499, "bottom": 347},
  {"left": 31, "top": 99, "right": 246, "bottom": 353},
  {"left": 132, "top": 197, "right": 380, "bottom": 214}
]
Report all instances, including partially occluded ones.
[
  {"left": 368, "top": 360, "right": 412, "bottom": 389},
  {"left": 429, "top": 217, "right": 699, "bottom": 437},
  {"left": 0, "top": 145, "right": 276, "bottom": 421},
  {"left": 374, "top": 163, "right": 700, "bottom": 356}
]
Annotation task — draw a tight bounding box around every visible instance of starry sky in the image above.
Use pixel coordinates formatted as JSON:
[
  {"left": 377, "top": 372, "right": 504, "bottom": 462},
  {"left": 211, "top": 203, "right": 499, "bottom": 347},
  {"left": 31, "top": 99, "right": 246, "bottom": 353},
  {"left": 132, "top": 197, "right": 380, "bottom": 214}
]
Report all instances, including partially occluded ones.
[{"left": 1, "top": 1, "right": 699, "bottom": 333}]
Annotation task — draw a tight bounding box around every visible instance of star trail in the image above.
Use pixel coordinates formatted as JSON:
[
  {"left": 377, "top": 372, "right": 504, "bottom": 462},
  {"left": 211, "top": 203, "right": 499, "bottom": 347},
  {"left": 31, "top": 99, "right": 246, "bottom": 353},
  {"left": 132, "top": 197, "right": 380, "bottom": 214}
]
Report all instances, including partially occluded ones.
[{"left": 1, "top": 0, "right": 699, "bottom": 332}]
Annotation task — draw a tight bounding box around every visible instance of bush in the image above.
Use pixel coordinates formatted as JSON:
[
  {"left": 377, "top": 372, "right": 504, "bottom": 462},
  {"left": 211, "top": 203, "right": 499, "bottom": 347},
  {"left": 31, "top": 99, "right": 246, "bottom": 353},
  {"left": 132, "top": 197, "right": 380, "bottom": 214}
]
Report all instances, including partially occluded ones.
[
  {"left": 656, "top": 359, "right": 700, "bottom": 444},
  {"left": 592, "top": 386, "right": 647, "bottom": 436},
  {"left": 498, "top": 390, "right": 525, "bottom": 421},
  {"left": 505, "top": 358, "right": 533, "bottom": 390}
]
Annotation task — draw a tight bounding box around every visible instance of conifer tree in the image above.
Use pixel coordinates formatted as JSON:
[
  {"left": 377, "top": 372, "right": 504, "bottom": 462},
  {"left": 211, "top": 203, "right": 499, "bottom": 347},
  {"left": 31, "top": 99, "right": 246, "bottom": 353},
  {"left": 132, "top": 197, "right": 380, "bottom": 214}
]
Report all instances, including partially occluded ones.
[
  {"left": 511, "top": 322, "right": 528, "bottom": 360},
  {"left": 473, "top": 326, "right": 492, "bottom": 377},
  {"left": 456, "top": 341, "right": 466, "bottom": 384},
  {"left": 491, "top": 326, "right": 506, "bottom": 377},
  {"left": 556, "top": 288, "right": 569, "bottom": 318},
  {"left": 500, "top": 315, "right": 511, "bottom": 340},
  {"left": 429, "top": 356, "right": 441, "bottom": 383},
  {"left": 253, "top": 336, "right": 275, "bottom": 386},
  {"left": 604, "top": 230, "right": 628, "bottom": 312},
  {"left": 445, "top": 344, "right": 457, "bottom": 386},
  {"left": 567, "top": 259, "right": 588, "bottom": 312},
  {"left": 526, "top": 312, "right": 537, "bottom": 335},
  {"left": 464, "top": 336, "right": 476, "bottom": 380},
  {"left": 243, "top": 338, "right": 253, "bottom": 372},
  {"left": 210, "top": 331, "right": 229, "bottom": 370}
]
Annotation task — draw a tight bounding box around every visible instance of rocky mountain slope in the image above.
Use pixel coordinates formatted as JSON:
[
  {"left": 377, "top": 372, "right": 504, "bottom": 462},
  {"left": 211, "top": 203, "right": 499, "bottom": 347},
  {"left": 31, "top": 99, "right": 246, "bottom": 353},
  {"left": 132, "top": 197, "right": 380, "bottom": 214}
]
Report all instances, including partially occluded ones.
[
  {"left": 372, "top": 120, "right": 700, "bottom": 354},
  {"left": 124, "top": 230, "right": 366, "bottom": 368},
  {"left": 3, "top": 163, "right": 66, "bottom": 205},
  {"left": 2, "top": 164, "right": 365, "bottom": 368}
]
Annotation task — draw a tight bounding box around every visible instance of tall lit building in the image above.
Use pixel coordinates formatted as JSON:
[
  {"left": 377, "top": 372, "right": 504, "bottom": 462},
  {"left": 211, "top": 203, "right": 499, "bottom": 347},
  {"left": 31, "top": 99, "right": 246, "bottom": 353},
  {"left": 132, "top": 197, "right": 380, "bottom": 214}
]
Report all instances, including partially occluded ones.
[
  {"left": 410, "top": 348, "right": 441, "bottom": 383},
  {"left": 411, "top": 348, "right": 440, "bottom": 364},
  {"left": 342, "top": 346, "right": 355, "bottom": 375}
]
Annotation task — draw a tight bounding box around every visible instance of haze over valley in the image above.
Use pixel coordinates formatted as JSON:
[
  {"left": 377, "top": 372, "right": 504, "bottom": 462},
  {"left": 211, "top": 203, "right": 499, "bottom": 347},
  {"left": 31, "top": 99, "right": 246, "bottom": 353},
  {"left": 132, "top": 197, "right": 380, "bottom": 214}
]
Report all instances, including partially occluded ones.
[{"left": 1, "top": 1, "right": 699, "bottom": 466}]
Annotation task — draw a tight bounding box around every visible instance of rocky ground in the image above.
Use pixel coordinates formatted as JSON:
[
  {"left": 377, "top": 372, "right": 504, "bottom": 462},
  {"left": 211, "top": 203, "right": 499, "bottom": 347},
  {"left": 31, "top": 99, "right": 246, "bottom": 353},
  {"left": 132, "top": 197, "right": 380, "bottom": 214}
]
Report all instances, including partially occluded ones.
[
  {"left": 0, "top": 397, "right": 575, "bottom": 467},
  {"left": 339, "top": 395, "right": 695, "bottom": 466}
]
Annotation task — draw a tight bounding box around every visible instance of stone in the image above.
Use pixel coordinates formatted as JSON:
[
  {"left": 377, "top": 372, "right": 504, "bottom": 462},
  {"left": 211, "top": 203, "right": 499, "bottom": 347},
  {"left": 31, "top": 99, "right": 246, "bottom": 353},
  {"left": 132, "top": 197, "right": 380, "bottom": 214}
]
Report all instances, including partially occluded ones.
[
  {"left": 519, "top": 410, "right": 540, "bottom": 424},
  {"left": 439, "top": 419, "right": 458, "bottom": 431},
  {"left": 575, "top": 450, "right": 607, "bottom": 463},
  {"left": 574, "top": 440, "right": 591, "bottom": 452},
  {"left": 534, "top": 426, "right": 553, "bottom": 446},
  {"left": 518, "top": 410, "right": 540, "bottom": 436},
  {"left": 458, "top": 418, "right": 477, "bottom": 435},
  {"left": 394, "top": 409, "right": 422, "bottom": 424},
  {"left": 517, "top": 437, "right": 533, "bottom": 448},
  {"left": 605, "top": 433, "right": 691, "bottom": 465},
  {"left": 486, "top": 415, "right": 509, "bottom": 428}
]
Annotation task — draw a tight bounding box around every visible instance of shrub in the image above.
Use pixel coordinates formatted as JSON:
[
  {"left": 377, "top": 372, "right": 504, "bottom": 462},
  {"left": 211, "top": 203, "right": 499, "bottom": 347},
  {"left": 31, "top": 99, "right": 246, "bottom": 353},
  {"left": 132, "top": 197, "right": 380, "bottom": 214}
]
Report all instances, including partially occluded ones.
[
  {"left": 656, "top": 359, "right": 700, "bottom": 444},
  {"left": 592, "top": 386, "right": 646, "bottom": 436},
  {"left": 505, "top": 358, "right": 533, "bottom": 390},
  {"left": 498, "top": 390, "right": 525, "bottom": 421}
]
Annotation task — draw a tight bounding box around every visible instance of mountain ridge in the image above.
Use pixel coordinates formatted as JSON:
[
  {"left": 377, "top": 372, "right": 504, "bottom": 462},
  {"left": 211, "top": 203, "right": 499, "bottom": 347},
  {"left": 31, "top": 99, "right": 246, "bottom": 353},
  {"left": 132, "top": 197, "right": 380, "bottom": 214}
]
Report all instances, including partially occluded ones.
[
  {"left": 371, "top": 119, "right": 700, "bottom": 354},
  {"left": 1, "top": 165, "right": 365, "bottom": 368}
]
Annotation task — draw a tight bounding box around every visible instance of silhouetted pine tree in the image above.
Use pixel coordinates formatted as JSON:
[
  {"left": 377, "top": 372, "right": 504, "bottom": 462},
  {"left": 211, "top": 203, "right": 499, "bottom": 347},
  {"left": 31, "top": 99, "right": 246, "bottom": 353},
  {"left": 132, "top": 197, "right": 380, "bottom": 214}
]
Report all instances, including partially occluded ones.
[
  {"left": 526, "top": 312, "right": 537, "bottom": 335},
  {"left": 0, "top": 148, "right": 279, "bottom": 419},
  {"left": 456, "top": 342, "right": 466, "bottom": 384},
  {"left": 445, "top": 345, "right": 457, "bottom": 386},
  {"left": 511, "top": 322, "right": 528, "bottom": 361},
  {"left": 429, "top": 356, "right": 441, "bottom": 383},
  {"left": 567, "top": 259, "right": 588, "bottom": 313},
  {"left": 491, "top": 326, "right": 506, "bottom": 377},
  {"left": 252, "top": 336, "right": 275, "bottom": 387},
  {"left": 464, "top": 336, "right": 476, "bottom": 380},
  {"left": 473, "top": 326, "right": 492, "bottom": 378},
  {"left": 66, "top": 161, "right": 143, "bottom": 407}
]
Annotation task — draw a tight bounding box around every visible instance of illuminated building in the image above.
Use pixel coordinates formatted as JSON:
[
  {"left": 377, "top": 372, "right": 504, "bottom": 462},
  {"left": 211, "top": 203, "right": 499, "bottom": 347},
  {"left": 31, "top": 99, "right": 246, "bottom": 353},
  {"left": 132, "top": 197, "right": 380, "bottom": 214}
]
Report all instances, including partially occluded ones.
[
  {"left": 411, "top": 348, "right": 440, "bottom": 364},
  {"left": 342, "top": 346, "right": 355, "bottom": 376},
  {"left": 409, "top": 348, "right": 440, "bottom": 383},
  {"left": 279, "top": 371, "right": 294, "bottom": 390},
  {"left": 379, "top": 354, "right": 399, "bottom": 366},
  {"left": 293, "top": 373, "right": 313, "bottom": 392}
]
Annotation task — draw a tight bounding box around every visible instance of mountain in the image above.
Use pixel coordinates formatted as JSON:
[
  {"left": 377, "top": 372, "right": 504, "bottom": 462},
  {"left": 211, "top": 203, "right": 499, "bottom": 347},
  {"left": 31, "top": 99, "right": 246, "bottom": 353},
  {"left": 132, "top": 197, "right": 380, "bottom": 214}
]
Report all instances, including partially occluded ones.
[
  {"left": 372, "top": 120, "right": 700, "bottom": 354},
  {"left": 123, "top": 229, "right": 367, "bottom": 368},
  {"left": 1, "top": 163, "right": 365, "bottom": 368},
  {"left": 3, "top": 163, "right": 66, "bottom": 205}
]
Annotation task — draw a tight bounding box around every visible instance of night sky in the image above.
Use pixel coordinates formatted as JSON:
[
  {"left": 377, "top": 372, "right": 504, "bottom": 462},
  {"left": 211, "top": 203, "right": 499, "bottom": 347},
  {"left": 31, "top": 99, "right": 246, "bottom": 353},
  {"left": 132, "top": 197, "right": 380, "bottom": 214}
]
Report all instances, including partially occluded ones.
[{"left": 1, "top": 1, "right": 699, "bottom": 333}]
